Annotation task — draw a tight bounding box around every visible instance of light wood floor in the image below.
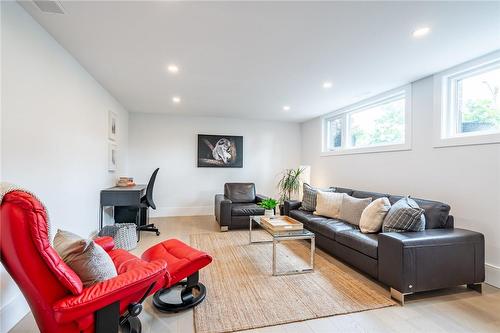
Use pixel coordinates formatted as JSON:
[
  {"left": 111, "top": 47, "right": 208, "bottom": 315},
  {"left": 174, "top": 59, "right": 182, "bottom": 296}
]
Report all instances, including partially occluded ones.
[{"left": 11, "top": 216, "right": 500, "bottom": 333}]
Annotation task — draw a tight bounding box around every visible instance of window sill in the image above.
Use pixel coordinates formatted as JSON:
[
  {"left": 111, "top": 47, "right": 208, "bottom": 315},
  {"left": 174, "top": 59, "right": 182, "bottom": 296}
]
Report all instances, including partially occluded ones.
[
  {"left": 433, "top": 133, "right": 500, "bottom": 148},
  {"left": 321, "top": 143, "right": 411, "bottom": 156}
]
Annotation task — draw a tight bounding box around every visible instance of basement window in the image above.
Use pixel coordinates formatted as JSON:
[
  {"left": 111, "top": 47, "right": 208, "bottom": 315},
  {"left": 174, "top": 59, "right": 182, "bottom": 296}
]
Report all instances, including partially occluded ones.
[
  {"left": 433, "top": 51, "right": 500, "bottom": 147},
  {"left": 322, "top": 85, "right": 412, "bottom": 155}
]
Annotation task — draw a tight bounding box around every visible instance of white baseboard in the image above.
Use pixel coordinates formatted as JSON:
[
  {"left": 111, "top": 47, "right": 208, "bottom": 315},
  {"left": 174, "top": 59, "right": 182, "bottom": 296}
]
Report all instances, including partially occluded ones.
[
  {"left": 0, "top": 293, "right": 30, "bottom": 333},
  {"left": 485, "top": 263, "right": 500, "bottom": 288},
  {"left": 150, "top": 205, "right": 213, "bottom": 217}
]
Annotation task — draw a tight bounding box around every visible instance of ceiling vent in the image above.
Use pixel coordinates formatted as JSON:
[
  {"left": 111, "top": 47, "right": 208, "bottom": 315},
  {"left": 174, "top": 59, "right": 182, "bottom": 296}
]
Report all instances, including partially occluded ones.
[{"left": 33, "top": 1, "right": 65, "bottom": 14}]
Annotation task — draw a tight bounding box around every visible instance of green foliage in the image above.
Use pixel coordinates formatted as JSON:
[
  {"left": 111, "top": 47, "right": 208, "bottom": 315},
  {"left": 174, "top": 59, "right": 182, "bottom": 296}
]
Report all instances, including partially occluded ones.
[
  {"left": 258, "top": 198, "right": 278, "bottom": 210},
  {"left": 350, "top": 101, "right": 404, "bottom": 147},
  {"left": 277, "top": 167, "right": 304, "bottom": 203},
  {"left": 463, "top": 99, "right": 500, "bottom": 125}
]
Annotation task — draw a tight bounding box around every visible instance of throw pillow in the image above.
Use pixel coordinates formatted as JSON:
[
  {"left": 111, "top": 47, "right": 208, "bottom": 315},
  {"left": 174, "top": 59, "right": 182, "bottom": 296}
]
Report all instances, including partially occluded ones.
[
  {"left": 339, "top": 195, "right": 372, "bottom": 225},
  {"left": 314, "top": 190, "right": 345, "bottom": 219},
  {"left": 300, "top": 183, "right": 335, "bottom": 211},
  {"left": 382, "top": 196, "right": 426, "bottom": 232},
  {"left": 54, "top": 229, "right": 117, "bottom": 287},
  {"left": 359, "top": 197, "right": 391, "bottom": 233}
]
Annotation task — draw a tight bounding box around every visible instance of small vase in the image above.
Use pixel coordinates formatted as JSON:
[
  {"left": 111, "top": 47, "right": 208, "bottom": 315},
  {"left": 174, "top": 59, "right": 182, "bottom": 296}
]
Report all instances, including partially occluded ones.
[{"left": 264, "top": 209, "right": 274, "bottom": 216}]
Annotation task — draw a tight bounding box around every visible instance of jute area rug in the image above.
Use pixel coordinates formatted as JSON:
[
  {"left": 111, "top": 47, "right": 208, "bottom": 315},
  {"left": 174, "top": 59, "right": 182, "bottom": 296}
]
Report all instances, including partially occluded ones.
[{"left": 191, "top": 230, "right": 395, "bottom": 333}]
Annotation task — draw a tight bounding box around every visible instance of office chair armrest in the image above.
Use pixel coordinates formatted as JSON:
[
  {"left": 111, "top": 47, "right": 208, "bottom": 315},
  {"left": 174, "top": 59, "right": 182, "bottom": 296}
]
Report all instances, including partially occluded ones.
[
  {"left": 52, "top": 259, "right": 167, "bottom": 324},
  {"left": 94, "top": 236, "right": 115, "bottom": 252}
]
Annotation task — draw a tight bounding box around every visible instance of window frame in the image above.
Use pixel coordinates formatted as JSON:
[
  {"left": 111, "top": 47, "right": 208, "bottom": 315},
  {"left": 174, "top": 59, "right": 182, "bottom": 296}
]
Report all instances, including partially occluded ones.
[
  {"left": 321, "top": 84, "right": 412, "bottom": 156},
  {"left": 433, "top": 50, "right": 500, "bottom": 148}
]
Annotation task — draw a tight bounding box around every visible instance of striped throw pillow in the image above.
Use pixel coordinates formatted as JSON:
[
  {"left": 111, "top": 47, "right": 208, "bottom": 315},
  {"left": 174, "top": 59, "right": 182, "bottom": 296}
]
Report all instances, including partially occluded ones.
[
  {"left": 382, "top": 196, "right": 426, "bottom": 232},
  {"left": 300, "top": 183, "right": 335, "bottom": 212}
]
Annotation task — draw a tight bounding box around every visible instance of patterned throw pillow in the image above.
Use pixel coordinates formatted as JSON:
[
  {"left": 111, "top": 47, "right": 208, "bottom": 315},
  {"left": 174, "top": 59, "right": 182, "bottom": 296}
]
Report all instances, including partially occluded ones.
[
  {"left": 382, "top": 196, "right": 426, "bottom": 232},
  {"left": 359, "top": 197, "right": 391, "bottom": 233},
  {"left": 54, "top": 229, "right": 118, "bottom": 287},
  {"left": 314, "top": 190, "right": 345, "bottom": 219},
  {"left": 300, "top": 183, "right": 335, "bottom": 211},
  {"left": 339, "top": 195, "right": 372, "bottom": 225}
]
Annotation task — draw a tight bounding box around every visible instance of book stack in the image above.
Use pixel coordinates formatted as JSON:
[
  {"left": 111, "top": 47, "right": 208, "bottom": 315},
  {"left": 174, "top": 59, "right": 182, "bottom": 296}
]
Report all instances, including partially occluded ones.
[{"left": 116, "top": 177, "right": 135, "bottom": 187}]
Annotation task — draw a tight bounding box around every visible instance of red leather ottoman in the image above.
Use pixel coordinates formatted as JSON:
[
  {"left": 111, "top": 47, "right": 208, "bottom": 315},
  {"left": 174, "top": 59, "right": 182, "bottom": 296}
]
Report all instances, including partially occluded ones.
[{"left": 142, "top": 239, "right": 212, "bottom": 312}]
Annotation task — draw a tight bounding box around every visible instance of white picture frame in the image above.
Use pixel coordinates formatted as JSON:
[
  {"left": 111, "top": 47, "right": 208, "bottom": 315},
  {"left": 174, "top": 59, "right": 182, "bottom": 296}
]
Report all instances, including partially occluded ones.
[
  {"left": 108, "top": 143, "right": 118, "bottom": 171},
  {"left": 108, "top": 110, "right": 118, "bottom": 141}
]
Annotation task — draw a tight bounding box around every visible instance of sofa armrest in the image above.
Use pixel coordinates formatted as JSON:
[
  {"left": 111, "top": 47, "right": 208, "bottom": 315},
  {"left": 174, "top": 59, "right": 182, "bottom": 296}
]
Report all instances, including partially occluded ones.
[
  {"left": 255, "top": 194, "right": 268, "bottom": 203},
  {"left": 378, "top": 228, "right": 484, "bottom": 294},
  {"left": 214, "top": 194, "right": 232, "bottom": 227},
  {"left": 283, "top": 200, "right": 301, "bottom": 216}
]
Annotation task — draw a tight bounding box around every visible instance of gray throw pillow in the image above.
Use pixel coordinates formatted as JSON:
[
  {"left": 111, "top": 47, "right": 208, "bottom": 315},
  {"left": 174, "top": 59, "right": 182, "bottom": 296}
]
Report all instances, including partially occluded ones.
[
  {"left": 382, "top": 196, "right": 426, "bottom": 232},
  {"left": 339, "top": 195, "right": 372, "bottom": 225},
  {"left": 300, "top": 183, "right": 335, "bottom": 211},
  {"left": 54, "top": 229, "right": 117, "bottom": 287}
]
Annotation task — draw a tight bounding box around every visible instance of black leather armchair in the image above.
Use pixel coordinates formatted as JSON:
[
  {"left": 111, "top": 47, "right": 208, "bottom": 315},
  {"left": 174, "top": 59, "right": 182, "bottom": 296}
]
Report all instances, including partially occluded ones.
[{"left": 215, "top": 183, "right": 267, "bottom": 231}]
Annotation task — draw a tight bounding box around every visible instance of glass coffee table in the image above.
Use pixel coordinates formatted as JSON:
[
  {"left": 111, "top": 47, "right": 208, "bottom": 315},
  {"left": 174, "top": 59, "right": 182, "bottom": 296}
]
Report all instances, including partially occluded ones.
[{"left": 249, "top": 215, "right": 315, "bottom": 276}]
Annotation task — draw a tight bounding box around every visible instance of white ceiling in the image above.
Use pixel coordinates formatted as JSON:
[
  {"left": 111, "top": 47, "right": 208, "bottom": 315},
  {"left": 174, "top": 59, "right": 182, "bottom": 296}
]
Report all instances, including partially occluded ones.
[{"left": 19, "top": 1, "right": 500, "bottom": 122}]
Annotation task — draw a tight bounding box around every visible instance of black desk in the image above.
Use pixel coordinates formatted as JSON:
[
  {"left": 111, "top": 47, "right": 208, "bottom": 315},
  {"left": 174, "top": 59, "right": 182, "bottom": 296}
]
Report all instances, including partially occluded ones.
[{"left": 99, "top": 185, "right": 146, "bottom": 230}]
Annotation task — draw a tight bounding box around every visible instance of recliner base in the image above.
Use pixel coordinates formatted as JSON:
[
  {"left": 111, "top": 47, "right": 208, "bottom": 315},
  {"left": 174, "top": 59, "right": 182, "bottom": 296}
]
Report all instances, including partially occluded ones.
[
  {"left": 152, "top": 271, "right": 207, "bottom": 313},
  {"left": 153, "top": 281, "right": 207, "bottom": 313},
  {"left": 120, "top": 317, "right": 141, "bottom": 333}
]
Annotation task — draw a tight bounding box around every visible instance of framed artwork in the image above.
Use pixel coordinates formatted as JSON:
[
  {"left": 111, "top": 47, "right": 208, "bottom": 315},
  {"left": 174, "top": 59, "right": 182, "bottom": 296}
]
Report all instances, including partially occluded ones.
[
  {"left": 108, "top": 143, "right": 118, "bottom": 171},
  {"left": 108, "top": 110, "right": 118, "bottom": 141},
  {"left": 197, "top": 134, "right": 243, "bottom": 168}
]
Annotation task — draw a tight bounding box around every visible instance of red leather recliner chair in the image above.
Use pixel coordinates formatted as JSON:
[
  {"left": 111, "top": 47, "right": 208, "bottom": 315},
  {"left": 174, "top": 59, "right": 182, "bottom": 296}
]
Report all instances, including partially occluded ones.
[{"left": 0, "top": 191, "right": 212, "bottom": 333}]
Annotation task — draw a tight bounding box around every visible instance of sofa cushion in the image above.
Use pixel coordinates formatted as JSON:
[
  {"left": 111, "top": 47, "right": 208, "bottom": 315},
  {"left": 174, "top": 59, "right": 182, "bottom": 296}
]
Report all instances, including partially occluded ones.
[
  {"left": 352, "top": 190, "right": 389, "bottom": 200},
  {"left": 332, "top": 187, "right": 354, "bottom": 196},
  {"left": 224, "top": 183, "right": 256, "bottom": 203},
  {"left": 289, "top": 210, "right": 356, "bottom": 239},
  {"left": 317, "top": 220, "right": 358, "bottom": 239},
  {"left": 231, "top": 203, "right": 264, "bottom": 216},
  {"left": 388, "top": 195, "right": 449, "bottom": 229},
  {"left": 336, "top": 229, "right": 379, "bottom": 259}
]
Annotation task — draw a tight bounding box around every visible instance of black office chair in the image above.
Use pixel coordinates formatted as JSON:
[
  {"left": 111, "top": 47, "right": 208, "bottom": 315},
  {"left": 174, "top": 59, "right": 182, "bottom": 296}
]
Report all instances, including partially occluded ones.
[{"left": 114, "top": 168, "right": 161, "bottom": 239}]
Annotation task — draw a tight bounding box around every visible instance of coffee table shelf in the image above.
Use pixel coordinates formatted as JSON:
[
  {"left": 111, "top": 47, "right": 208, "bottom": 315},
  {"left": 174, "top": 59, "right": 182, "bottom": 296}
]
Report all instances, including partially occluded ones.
[{"left": 249, "top": 215, "right": 315, "bottom": 276}]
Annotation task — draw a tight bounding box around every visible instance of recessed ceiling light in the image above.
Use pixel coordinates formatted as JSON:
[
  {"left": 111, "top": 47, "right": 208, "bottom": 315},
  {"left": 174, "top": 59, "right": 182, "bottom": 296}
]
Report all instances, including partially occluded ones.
[
  {"left": 323, "top": 81, "right": 333, "bottom": 89},
  {"left": 283, "top": 105, "right": 291, "bottom": 111},
  {"left": 172, "top": 96, "right": 181, "bottom": 103},
  {"left": 167, "top": 64, "right": 179, "bottom": 73},
  {"left": 412, "top": 27, "right": 431, "bottom": 38}
]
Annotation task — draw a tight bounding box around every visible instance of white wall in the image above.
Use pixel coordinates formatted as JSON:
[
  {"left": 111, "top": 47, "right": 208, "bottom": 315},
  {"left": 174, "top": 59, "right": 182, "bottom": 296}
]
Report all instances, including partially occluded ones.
[
  {"left": 0, "top": 2, "right": 129, "bottom": 332},
  {"left": 128, "top": 113, "right": 301, "bottom": 216},
  {"left": 301, "top": 75, "right": 500, "bottom": 287}
]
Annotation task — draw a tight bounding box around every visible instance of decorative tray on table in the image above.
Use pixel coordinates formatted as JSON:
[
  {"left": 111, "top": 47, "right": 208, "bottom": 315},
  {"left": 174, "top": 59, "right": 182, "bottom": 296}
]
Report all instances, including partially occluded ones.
[{"left": 260, "top": 216, "right": 304, "bottom": 233}]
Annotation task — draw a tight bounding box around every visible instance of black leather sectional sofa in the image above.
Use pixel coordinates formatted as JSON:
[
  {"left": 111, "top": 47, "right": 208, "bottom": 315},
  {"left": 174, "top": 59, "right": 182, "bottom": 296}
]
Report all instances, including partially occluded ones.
[{"left": 284, "top": 186, "right": 485, "bottom": 304}]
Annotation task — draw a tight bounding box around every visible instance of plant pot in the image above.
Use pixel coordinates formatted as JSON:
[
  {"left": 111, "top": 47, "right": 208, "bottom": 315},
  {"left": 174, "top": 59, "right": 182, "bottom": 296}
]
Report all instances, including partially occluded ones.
[{"left": 264, "top": 209, "right": 274, "bottom": 216}]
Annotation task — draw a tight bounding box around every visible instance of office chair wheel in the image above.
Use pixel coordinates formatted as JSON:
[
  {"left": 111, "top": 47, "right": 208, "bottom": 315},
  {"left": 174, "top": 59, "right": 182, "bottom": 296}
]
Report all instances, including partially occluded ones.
[{"left": 156, "top": 231, "right": 160, "bottom": 236}]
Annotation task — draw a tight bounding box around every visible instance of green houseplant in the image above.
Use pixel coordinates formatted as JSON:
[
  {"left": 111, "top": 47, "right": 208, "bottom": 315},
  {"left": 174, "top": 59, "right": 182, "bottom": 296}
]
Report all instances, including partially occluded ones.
[
  {"left": 258, "top": 198, "right": 278, "bottom": 216},
  {"left": 277, "top": 167, "right": 304, "bottom": 214}
]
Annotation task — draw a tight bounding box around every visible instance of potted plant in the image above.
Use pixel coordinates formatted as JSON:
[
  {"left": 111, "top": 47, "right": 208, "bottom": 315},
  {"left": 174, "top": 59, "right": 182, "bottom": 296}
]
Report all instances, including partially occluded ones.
[
  {"left": 277, "top": 167, "right": 304, "bottom": 215},
  {"left": 258, "top": 198, "right": 278, "bottom": 216}
]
